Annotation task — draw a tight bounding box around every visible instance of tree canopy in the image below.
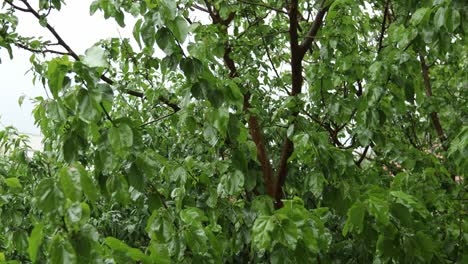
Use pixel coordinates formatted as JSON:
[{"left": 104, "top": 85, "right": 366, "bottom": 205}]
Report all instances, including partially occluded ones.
[{"left": 0, "top": 0, "right": 467, "bottom": 263}]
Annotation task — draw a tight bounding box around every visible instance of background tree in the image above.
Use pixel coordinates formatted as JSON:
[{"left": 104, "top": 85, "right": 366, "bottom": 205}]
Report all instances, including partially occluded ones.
[{"left": 0, "top": 0, "right": 466, "bottom": 263}]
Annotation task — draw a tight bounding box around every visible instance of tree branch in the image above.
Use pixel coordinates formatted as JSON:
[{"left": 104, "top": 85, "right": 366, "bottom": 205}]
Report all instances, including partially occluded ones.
[
  {"left": 299, "top": 1, "right": 329, "bottom": 58},
  {"left": 261, "top": 37, "right": 289, "bottom": 95},
  {"left": 274, "top": 0, "right": 329, "bottom": 207},
  {"left": 140, "top": 111, "right": 178, "bottom": 127},
  {"left": 14, "top": 42, "right": 69, "bottom": 56},
  {"left": 6, "top": 0, "right": 180, "bottom": 111},
  {"left": 4, "top": 0, "right": 31, "bottom": 12},
  {"left": 419, "top": 53, "right": 447, "bottom": 150},
  {"left": 356, "top": 145, "right": 370, "bottom": 167},
  {"left": 192, "top": 4, "right": 209, "bottom": 13},
  {"left": 237, "top": 0, "right": 288, "bottom": 14},
  {"left": 100, "top": 102, "right": 115, "bottom": 126},
  {"left": 377, "top": 0, "right": 389, "bottom": 53},
  {"left": 17, "top": 0, "right": 79, "bottom": 59},
  {"left": 205, "top": 1, "right": 275, "bottom": 198}
]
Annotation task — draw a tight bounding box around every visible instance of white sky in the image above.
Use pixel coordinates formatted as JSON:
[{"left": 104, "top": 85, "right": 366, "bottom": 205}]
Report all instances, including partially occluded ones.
[{"left": 0, "top": 0, "right": 134, "bottom": 135}]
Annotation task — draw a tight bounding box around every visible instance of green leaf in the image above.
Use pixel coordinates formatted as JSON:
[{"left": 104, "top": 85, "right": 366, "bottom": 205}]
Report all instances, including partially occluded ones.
[
  {"left": 46, "top": 57, "right": 70, "bottom": 98},
  {"left": 133, "top": 19, "right": 143, "bottom": 48},
  {"left": 180, "top": 57, "right": 204, "bottom": 81},
  {"left": 77, "top": 89, "right": 99, "bottom": 123},
  {"left": 434, "top": 7, "right": 446, "bottom": 30},
  {"left": 390, "top": 191, "right": 429, "bottom": 218},
  {"left": 114, "top": 9, "right": 125, "bottom": 27},
  {"left": 410, "top": 8, "right": 429, "bottom": 26},
  {"left": 275, "top": 218, "right": 299, "bottom": 249},
  {"left": 105, "top": 237, "right": 151, "bottom": 263},
  {"left": 49, "top": 235, "right": 77, "bottom": 264},
  {"left": 83, "top": 46, "right": 108, "bottom": 68},
  {"left": 18, "top": 95, "right": 25, "bottom": 106},
  {"left": 158, "top": 0, "right": 176, "bottom": 21},
  {"left": 108, "top": 123, "right": 134, "bottom": 154},
  {"left": 35, "top": 178, "right": 64, "bottom": 214},
  {"left": 62, "top": 136, "right": 78, "bottom": 163},
  {"left": 51, "top": 0, "right": 61, "bottom": 10},
  {"left": 156, "top": 27, "right": 177, "bottom": 55},
  {"left": 305, "top": 172, "right": 326, "bottom": 198},
  {"left": 59, "top": 165, "right": 83, "bottom": 202},
  {"left": 446, "top": 8, "right": 461, "bottom": 32},
  {"left": 146, "top": 210, "right": 176, "bottom": 243},
  {"left": 28, "top": 224, "right": 44, "bottom": 263},
  {"left": 182, "top": 226, "right": 208, "bottom": 254},
  {"left": 4, "top": 177, "right": 22, "bottom": 189},
  {"left": 218, "top": 170, "right": 244, "bottom": 196},
  {"left": 149, "top": 242, "right": 171, "bottom": 264},
  {"left": 231, "top": 148, "right": 247, "bottom": 173},
  {"left": 180, "top": 207, "right": 208, "bottom": 225},
  {"left": 89, "top": 0, "right": 99, "bottom": 15},
  {"left": 141, "top": 20, "right": 156, "bottom": 48},
  {"left": 127, "top": 163, "right": 145, "bottom": 192},
  {"left": 252, "top": 215, "right": 275, "bottom": 251},
  {"left": 287, "top": 124, "right": 295, "bottom": 138},
  {"left": 78, "top": 165, "right": 99, "bottom": 202},
  {"left": 168, "top": 16, "right": 189, "bottom": 43},
  {"left": 343, "top": 202, "right": 366, "bottom": 236},
  {"left": 366, "top": 195, "right": 390, "bottom": 225}
]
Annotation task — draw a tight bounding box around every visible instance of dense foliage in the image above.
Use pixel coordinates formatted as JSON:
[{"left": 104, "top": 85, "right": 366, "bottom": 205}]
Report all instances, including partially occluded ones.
[{"left": 0, "top": 0, "right": 467, "bottom": 263}]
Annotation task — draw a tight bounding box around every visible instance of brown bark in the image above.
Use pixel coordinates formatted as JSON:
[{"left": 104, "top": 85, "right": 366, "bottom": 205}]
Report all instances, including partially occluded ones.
[
  {"left": 419, "top": 54, "right": 447, "bottom": 150},
  {"left": 205, "top": 2, "right": 276, "bottom": 197},
  {"left": 274, "top": 1, "right": 329, "bottom": 207}
]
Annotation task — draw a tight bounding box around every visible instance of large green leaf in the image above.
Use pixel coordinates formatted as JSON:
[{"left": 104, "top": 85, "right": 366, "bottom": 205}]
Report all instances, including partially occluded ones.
[
  {"left": 343, "top": 202, "right": 366, "bottom": 236},
  {"left": 108, "top": 123, "right": 133, "bottom": 154},
  {"left": 35, "top": 178, "right": 64, "bottom": 214},
  {"left": 49, "top": 235, "right": 77, "bottom": 264},
  {"left": 252, "top": 215, "right": 275, "bottom": 251},
  {"left": 105, "top": 237, "right": 151, "bottom": 263},
  {"left": 59, "top": 166, "right": 83, "bottom": 202},
  {"left": 28, "top": 224, "right": 44, "bottom": 263}
]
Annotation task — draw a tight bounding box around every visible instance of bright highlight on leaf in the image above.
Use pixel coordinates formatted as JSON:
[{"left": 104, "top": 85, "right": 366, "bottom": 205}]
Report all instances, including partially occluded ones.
[{"left": 83, "top": 46, "right": 108, "bottom": 68}]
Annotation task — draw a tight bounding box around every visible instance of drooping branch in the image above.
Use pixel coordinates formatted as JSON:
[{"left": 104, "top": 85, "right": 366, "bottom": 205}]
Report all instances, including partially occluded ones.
[
  {"left": 419, "top": 54, "right": 447, "bottom": 150},
  {"left": 4, "top": 0, "right": 31, "bottom": 13},
  {"left": 16, "top": 0, "right": 79, "bottom": 59},
  {"left": 14, "top": 42, "right": 69, "bottom": 56},
  {"left": 4, "top": 0, "right": 180, "bottom": 112}
]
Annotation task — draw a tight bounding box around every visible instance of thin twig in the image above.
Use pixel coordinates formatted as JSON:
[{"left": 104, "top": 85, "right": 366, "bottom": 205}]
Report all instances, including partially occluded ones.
[
  {"left": 140, "top": 111, "right": 178, "bottom": 127},
  {"left": 15, "top": 42, "right": 69, "bottom": 56},
  {"left": 192, "top": 4, "right": 209, "bottom": 13},
  {"left": 4, "top": 0, "right": 31, "bottom": 12},
  {"left": 356, "top": 145, "right": 370, "bottom": 167},
  {"left": 100, "top": 102, "right": 114, "bottom": 126},
  {"left": 7, "top": 0, "right": 181, "bottom": 111},
  {"left": 419, "top": 53, "right": 447, "bottom": 150},
  {"left": 237, "top": 0, "right": 288, "bottom": 14},
  {"left": 377, "top": 0, "right": 389, "bottom": 53},
  {"left": 261, "top": 37, "right": 289, "bottom": 95}
]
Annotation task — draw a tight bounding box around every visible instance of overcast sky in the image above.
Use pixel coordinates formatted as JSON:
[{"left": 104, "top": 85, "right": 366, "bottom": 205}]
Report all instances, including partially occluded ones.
[{"left": 0, "top": 0, "right": 134, "bottom": 135}]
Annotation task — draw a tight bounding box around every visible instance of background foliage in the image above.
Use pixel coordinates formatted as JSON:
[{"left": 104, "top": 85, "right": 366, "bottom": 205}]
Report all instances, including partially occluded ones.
[{"left": 0, "top": 0, "right": 467, "bottom": 263}]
